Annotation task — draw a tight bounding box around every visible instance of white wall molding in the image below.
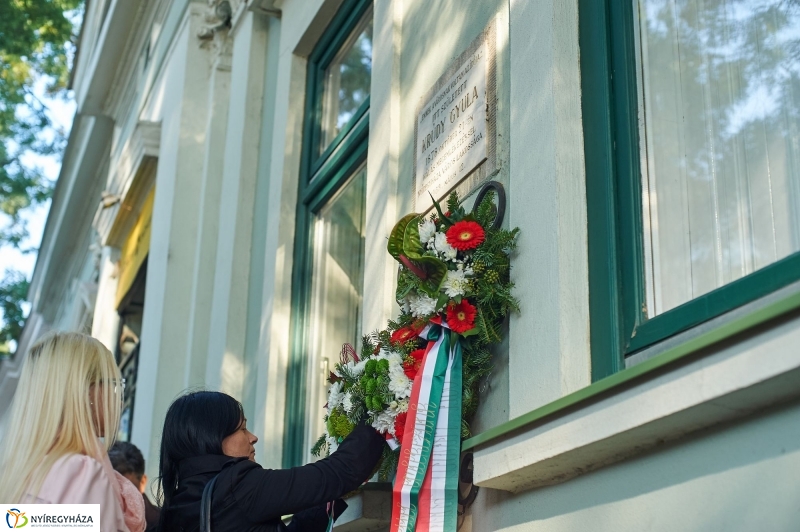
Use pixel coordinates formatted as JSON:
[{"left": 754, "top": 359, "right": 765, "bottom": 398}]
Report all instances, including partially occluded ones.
[
  {"left": 94, "top": 120, "right": 161, "bottom": 246},
  {"left": 74, "top": 0, "right": 147, "bottom": 114},
  {"left": 204, "top": 10, "right": 269, "bottom": 397},
  {"left": 362, "top": 0, "right": 404, "bottom": 335},
  {"left": 132, "top": 3, "right": 218, "bottom": 480},
  {"left": 474, "top": 310, "right": 800, "bottom": 493},
  {"left": 182, "top": 24, "right": 234, "bottom": 391}
]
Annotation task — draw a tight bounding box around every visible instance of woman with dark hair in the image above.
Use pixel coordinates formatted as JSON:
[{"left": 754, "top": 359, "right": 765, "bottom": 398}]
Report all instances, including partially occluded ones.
[{"left": 158, "top": 391, "right": 385, "bottom": 532}]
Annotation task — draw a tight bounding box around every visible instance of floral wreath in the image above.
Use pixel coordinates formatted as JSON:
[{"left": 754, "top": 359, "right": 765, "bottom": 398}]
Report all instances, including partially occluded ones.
[{"left": 313, "top": 186, "right": 519, "bottom": 480}]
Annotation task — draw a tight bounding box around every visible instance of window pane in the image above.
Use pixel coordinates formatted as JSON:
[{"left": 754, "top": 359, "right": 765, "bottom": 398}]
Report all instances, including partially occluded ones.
[
  {"left": 320, "top": 9, "right": 373, "bottom": 152},
  {"left": 304, "top": 165, "right": 367, "bottom": 459},
  {"left": 636, "top": 0, "right": 800, "bottom": 316}
]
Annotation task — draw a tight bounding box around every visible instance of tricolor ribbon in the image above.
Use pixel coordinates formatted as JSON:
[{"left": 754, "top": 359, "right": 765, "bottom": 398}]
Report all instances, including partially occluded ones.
[
  {"left": 325, "top": 502, "right": 334, "bottom": 532},
  {"left": 391, "top": 320, "right": 462, "bottom": 532}
]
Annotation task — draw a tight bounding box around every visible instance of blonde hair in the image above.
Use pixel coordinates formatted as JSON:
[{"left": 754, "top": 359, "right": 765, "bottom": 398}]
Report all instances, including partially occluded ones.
[{"left": 0, "top": 331, "right": 122, "bottom": 502}]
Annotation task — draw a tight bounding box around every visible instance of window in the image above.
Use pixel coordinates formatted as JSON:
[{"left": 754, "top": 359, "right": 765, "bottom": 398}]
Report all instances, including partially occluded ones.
[
  {"left": 284, "top": 0, "right": 373, "bottom": 468},
  {"left": 582, "top": 0, "right": 800, "bottom": 379},
  {"left": 319, "top": 14, "right": 372, "bottom": 153}
]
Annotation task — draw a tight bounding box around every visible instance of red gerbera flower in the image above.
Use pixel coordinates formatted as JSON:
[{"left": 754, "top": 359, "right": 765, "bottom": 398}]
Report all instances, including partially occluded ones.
[
  {"left": 394, "top": 412, "right": 408, "bottom": 445},
  {"left": 446, "top": 220, "right": 485, "bottom": 251},
  {"left": 390, "top": 323, "right": 423, "bottom": 345},
  {"left": 446, "top": 299, "right": 477, "bottom": 334},
  {"left": 403, "top": 349, "right": 426, "bottom": 380}
]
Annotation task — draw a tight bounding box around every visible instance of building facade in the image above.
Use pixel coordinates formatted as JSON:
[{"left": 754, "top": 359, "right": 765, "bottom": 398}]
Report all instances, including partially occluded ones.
[{"left": 2, "top": 0, "right": 800, "bottom": 529}]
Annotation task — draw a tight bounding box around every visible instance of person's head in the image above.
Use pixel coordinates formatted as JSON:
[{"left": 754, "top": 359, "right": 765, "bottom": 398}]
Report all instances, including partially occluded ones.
[
  {"left": 0, "top": 331, "right": 123, "bottom": 502},
  {"left": 109, "top": 441, "right": 148, "bottom": 494},
  {"left": 157, "top": 391, "right": 256, "bottom": 510}
]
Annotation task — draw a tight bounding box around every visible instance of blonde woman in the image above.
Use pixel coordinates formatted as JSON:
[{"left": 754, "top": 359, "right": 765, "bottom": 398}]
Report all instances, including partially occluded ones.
[{"left": 0, "top": 331, "right": 145, "bottom": 532}]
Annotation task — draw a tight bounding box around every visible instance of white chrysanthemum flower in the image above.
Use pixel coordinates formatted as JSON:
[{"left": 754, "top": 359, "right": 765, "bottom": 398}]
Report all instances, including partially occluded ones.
[
  {"left": 342, "top": 392, "right": 354, "bottom": 413},
  {"left": 418, "top": 219, "right": 436, "bottom": 244},
  {"left": 442, "top": 269, "right": 469, "bottom": 298},
  {"left": 326, "top": 435, "right": 339, "bottom": 454},
  {"left": 389, "top": 370, "right": 411, "bottom": 399},
  {"left": 409, "top": 293, "right": 437, "bottom": 318},
  {"left": 434, "top": 232, "right": 458, "bottom": 261},
  {"left": 371, "top": 410, "right": 397, "bottom": 434},
  {"left": 327, "top": 381, "right": 343, "bottom": 412},
  {"left": 386, "top": 351, "right": 404, "bottom": 367},
  {"left": 352, "top": 359, "right": 367, "bottom": 376},
  {"left": 402, "top": 296, "right": 412, "bottom": 314},
  {"left": 396, "top": 398, "right": 409, "bottom": 413}
]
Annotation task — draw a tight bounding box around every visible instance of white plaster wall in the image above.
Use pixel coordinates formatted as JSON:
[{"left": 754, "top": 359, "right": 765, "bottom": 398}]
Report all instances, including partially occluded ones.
[
  {"left": 91, "top": 246, "right": 121, "bottom": 351},
  {"left": 469, "top": 400, "right": 800, "bottom": 532},
  {"left": 205, "top": 11, "right": 269, "bottom": 398},
  {"left": 363, "top": 0, "right": 402, "bottom": 334},
  {"left": 243, "top": 14, "right": 282, "bottom": 418},
  {"left": 50, "top": 231, "right": 101, "bottom": 335},
  {"left": 133, "top": 4, "right": 215, "bottom": 480},
  {"left": 183, "top": 36, "right": 232, "bottom": 388},
  {"left": 507, "top": 0, "right": 590, "bottom": 417}
]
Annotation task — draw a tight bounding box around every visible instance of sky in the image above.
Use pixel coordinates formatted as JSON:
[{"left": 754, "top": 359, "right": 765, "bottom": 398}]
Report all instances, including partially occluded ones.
[{"left": 0, "top": 80, "right": 77, "bottom": 294}]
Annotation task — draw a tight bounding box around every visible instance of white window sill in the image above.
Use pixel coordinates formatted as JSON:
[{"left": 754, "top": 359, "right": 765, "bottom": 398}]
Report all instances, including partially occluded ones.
[{"left": 473, "top": 309, "right": 800, "bottom": 493}]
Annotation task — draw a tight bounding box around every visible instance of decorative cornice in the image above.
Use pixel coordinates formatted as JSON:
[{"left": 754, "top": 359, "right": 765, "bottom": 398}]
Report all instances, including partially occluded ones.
[
  {"left": 198, "top": 0, "right": 233, "bottom": 40},
  {"left": 248, "top": 0, "right": 281, "bottom": 18},
  {"left": 209, "top": 31, "right": 234, "bottom": 71},
  {"left": 104, "top": 0, "right": 167, "bottom": 120},
  {"left": 93, "top": 121, "right": 161, "bottom": 246}
]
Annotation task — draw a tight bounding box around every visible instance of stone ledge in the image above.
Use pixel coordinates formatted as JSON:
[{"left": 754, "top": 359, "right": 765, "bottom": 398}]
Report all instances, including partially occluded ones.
[
  {"left": 333, "top": 484, "right": 392, "bottom": 531},
  {"left": 473, "top": 311, "right": 800, "bottom": 493}
]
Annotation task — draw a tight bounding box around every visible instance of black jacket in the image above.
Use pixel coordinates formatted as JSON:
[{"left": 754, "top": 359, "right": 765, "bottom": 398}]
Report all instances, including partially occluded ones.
[
  {"left": 160, "top": 425, "right": 385, "bottom": 532},
  {"left": 144, "top": 495, "right": 160, "bottom": 532}
]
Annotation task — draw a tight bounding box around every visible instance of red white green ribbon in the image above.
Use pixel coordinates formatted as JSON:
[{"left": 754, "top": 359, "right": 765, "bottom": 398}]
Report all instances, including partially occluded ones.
[
  {"left": 325, "top": 502, "right": 334, "bottom": 532},
  {"left": 391, "top": 320, "right": 462, "bottom": 532}
]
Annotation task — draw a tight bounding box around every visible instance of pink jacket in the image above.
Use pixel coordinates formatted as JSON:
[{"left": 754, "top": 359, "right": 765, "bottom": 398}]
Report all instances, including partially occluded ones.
[{"left": 32, "top": 452, "right": 146, "bottom": 532}]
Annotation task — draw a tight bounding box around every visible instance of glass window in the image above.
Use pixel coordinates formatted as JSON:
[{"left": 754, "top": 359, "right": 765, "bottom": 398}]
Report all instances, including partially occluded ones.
[
  {"left": 635, "top": 0, "right": 800, "bottom": 316},
  {"left": 319, "top": 8, "right": 373, "bottom": 153},
  {"left": 285, "top": 0, "right": 372, "bottom": 468},
  {"left": 303, "top": 166, "right": 367, "bottom": 457}
]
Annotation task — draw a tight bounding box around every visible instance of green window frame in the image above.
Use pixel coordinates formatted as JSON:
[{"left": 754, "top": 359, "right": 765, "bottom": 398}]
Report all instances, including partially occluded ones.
[
  {"left": 581, "top": 0, "right": 800, "bottom": 381},
  {"left": 283, "top": 0, "right": 373, "bottom": 468}
]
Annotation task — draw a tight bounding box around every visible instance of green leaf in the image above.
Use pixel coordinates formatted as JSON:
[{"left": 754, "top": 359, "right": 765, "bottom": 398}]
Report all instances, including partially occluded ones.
[
  {"left": 436, "top": 292, "right": 451, "bottom": 310},
  {"left": 311, "top": 434, "right": 328, "bottom": 457},
  {"left": 476, "top": 307, "right": 502, "bottom": 344},
  {"left": 396, "top": 215, "right": 448, "bottom": 295},
  {"left": 411, "top": 257, "right": 448, "bottom": 297},
  {"left": 0, "top": 270, "right": 29, "bottom": 353},
  {"left": 387, "top": 213, "right": 419, "bottom": 259},
  {"left": 401, "top": 215, "right": 425, "bottom": 257},
  {"left": 475, "top": 190, "right": 498, "bottom": 228},
  {"left": 429, "top": 193, "right": 454, "bottom": 227}
]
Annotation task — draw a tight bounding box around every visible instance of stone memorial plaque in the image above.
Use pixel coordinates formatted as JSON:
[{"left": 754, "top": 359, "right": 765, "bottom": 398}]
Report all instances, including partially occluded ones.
[{"left": 415, "top": 43, "right": 488, "bottom": 204}]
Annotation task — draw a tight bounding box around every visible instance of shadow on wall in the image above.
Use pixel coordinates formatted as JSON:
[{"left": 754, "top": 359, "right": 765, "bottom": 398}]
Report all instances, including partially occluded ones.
[
  {"left": 397, "top": 0, "right": 513, "bottom": 440},
  {"left": 474, "top": 399, "right": 800, "bottom": 531}
]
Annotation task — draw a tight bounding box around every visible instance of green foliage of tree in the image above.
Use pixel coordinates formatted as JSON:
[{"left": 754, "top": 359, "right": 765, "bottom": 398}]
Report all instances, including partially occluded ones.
[
  {"left": 0, "top": 271, "right": 29, "bottom": 354},
  {"left": 0, "top": 0, "right": 83, "bottom": 353},
  {"left": 1, "top": 0, "right": 82, "bottom": 246}
]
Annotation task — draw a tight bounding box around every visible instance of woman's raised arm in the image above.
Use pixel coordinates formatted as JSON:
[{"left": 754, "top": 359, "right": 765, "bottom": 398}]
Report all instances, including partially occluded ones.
[{"left": 230, "top": 425, "right": 385, "bottom": 524}]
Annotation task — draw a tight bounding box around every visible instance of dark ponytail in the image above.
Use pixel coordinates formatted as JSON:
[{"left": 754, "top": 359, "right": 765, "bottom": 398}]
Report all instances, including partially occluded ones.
[{"left": 157, "top": 391, "right": 243, "bottom": 530}]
